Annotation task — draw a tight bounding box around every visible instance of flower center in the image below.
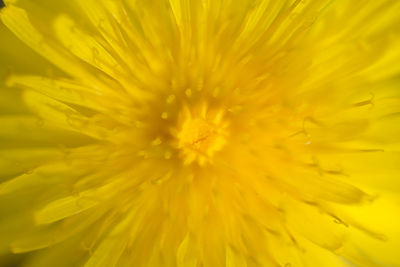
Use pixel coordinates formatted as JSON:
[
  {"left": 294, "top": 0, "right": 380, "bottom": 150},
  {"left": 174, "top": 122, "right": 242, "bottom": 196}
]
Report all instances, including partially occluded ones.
[{"left": 174, "top": 107, "right": 227, "bottom": 165}]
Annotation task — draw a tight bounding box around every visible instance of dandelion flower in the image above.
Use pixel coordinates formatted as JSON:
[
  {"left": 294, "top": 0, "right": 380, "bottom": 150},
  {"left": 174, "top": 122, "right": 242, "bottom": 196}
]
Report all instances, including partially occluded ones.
[{"left": 1, "top": 0, "right": 400, "bottom": 266}]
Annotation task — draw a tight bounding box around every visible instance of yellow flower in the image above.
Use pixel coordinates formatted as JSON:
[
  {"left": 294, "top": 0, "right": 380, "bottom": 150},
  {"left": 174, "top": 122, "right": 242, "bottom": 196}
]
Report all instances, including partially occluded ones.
[{"left": 1, "top": 0, "right": 400, "bottom": 266}]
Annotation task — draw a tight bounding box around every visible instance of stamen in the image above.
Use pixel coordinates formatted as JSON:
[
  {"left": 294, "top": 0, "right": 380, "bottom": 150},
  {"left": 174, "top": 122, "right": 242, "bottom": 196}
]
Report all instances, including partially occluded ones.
[{"left": 174, "top": 106, "right": 228, "bottom": 165}]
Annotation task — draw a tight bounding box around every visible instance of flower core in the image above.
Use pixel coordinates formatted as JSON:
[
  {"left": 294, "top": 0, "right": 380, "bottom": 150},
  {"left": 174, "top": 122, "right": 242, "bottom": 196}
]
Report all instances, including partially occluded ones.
[{"left": 174, "top": 106, "right": 227, "bottom": 165}]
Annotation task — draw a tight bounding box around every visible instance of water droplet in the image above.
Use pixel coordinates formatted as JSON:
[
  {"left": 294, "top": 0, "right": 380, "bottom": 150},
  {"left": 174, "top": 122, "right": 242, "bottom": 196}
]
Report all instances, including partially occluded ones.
[
  {"left": 161, "top": 112, "right": 168, "bottom": 119},
  {"left": 185, "top": 88, "right": 192, "bottom": 97},
  {"left": 36, "top": 118, "right": 44, "bottom": 127},
  {"left": 166, "top": 94, "right": 175, "bottom": 104},
  {"left": 66, "top": 114, "right": 88, "bottom": 129},
  {"left": 24, "top": 168, "right": 34, "bottom": 175},
  {"left": 138, "top": 150, "right": 149, "bottom": 159},
  {"left": 196, "top": 79, "right": 204, "bottom": 91},
  {"left": 152, "top": 138, "right": 162, "bottom": 146},
  {"left": 212, "top": 87, "right": 221, "bottom": 97},
  {"left": 164, "top": 151, "right": 172, "bottom": 159}
]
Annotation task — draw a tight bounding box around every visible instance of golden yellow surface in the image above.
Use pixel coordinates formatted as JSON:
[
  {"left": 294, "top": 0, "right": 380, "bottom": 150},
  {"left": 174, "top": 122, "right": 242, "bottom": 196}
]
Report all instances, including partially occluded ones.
[{"left": 0, "top": 0, "right": 400, "bottom": 266}]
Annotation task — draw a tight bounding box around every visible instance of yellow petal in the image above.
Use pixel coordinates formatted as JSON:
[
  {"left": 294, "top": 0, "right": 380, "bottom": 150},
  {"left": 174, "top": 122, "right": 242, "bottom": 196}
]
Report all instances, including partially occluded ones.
[
  {"left": 0, "top": 148, "right": 63, "bottom": 179},
  {"left": 54, "top": 15, "right": 123, "bottom": 78},
  {"left": 22, "top": 90, "right": 111, "bottom": 140},
  {"left": 84, "top": 215, "right": 132, "bottom": 267},
  {"left": 11, "top": 207, "right": 107, "bottom": 253},
  {"left": 7, "top": 75, "right": 106, "bottom": 112},
  {"left": 0, "top": 115, "right": 93, "bottom": 149},
  {"left": 35, "top": 181, "right": 117, "bottom": 224}
]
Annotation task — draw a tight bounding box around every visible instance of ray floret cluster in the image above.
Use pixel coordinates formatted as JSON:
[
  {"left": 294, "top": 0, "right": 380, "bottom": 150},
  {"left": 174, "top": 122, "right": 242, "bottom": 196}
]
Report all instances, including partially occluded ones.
[{"left": 0, "top": 0, "right": 400, "bottom": 266}]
